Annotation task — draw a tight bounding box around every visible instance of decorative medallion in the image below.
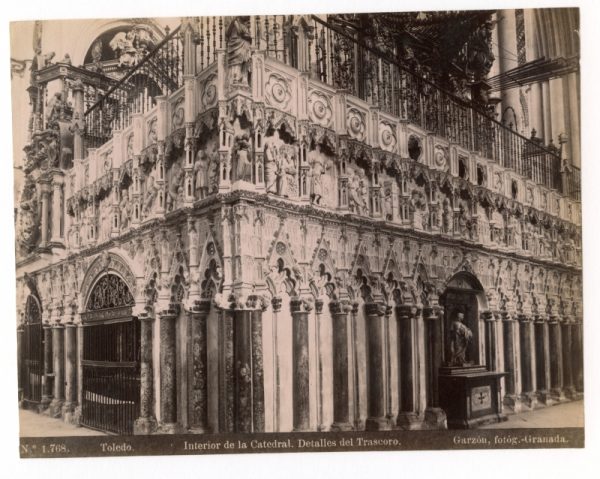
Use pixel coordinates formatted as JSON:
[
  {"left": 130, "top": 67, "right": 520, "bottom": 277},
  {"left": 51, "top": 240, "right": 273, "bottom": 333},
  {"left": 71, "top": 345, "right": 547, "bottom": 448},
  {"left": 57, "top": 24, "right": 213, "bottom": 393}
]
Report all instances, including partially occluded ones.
[
  {"left": 379, "top": 121, "right": 397, "bottom": 153},
  {"left": 346, "top": 108, "right": 366, "bottom": 141},
  {"left": 265, "top": 73, "right": 292, "bottom": 112},
  {"left": 172, "top": 97, "right": 185, "bottom": 130},
  {"left": 275, "top": 241, "right": 287, "bottom": 255},
  {"left": 201, "top": 73, "right": 218, "bottom": 109},
  {"left": 308, "top": 90, "right": 333, "bottom": 128},
  {"left": 147, "top": 118, "right": 158, "bottom": 144},
  {"left": 433, "top": 144, "right": 449, "bottom": 170}
]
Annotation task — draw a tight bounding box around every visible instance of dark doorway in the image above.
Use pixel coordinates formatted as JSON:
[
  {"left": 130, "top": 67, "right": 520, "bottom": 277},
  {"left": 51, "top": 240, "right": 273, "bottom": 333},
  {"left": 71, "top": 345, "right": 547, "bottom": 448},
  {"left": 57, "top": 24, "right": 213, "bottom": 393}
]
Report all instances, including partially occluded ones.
[{"left": 81, "top": 273, "right": 140, "bottom": 435}]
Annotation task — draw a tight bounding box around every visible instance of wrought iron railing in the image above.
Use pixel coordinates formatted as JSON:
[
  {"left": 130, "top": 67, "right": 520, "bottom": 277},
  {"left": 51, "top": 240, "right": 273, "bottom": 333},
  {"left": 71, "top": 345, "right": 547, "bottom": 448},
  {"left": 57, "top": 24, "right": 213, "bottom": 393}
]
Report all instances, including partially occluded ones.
[
  {"left": 83, "top": 25, "right": 184, "bottom": 150},
  {"left": 303, "top": 15, "right": 571, "bottom": 196}
]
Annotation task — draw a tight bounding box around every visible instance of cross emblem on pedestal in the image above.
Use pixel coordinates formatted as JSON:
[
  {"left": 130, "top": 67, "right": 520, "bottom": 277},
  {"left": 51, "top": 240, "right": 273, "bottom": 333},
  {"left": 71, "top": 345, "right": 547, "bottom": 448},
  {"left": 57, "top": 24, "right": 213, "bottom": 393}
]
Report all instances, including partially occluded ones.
[{"left": 476, "top": 391, "right": 487, "bottom": 404}]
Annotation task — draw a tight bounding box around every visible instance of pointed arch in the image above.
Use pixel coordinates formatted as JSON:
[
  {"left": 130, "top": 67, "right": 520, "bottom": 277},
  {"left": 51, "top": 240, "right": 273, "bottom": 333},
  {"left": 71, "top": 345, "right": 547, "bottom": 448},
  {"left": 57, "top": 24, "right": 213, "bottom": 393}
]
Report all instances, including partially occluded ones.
[{"left": 198, "top": 231, "right": 224, "bottom": 299}]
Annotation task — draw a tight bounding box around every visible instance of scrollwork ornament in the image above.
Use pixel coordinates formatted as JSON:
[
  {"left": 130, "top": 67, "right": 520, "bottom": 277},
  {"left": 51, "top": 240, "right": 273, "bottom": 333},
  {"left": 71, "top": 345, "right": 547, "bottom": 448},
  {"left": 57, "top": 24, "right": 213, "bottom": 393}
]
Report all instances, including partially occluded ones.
[
  {"left": 379, "top": 121, "right": 397, "bottom": 153},
  {"left": 346, "top": 108, "right": 366, "bottom": 141}
]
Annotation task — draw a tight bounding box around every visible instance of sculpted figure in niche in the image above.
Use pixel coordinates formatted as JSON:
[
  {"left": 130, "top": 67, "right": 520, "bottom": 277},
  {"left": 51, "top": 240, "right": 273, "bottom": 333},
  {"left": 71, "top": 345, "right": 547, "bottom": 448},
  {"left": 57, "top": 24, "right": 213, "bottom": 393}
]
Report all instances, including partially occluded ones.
[
  {"left": 383, "top": 185, "right": 393, "bottom": 221},
  {"left": 226, "top": 17, "right": 252, "bottom": 86},
  {"left": 265, "top": 142, "right": 278, "bottom": 193},
  {"left": 321, "top": 156, "right": 335, "bottom": 207},
  {"left": 120, "top": 189, "right": 131, "bottom": 229},
  {"left": 143, "top": 173, "right": 158, "bottom": 217},
  {"left": 194, "top": 148, "right": 209, "bottom": 199},
  {"left": 234, "top": 134, "right": 252, "bottom": 182},
  {"left": 308, "top": 145, "right": 324, "bottom": 204},
  {"left": 167, "top": 161, "right": 184, "bottom": 211},
  {"left": 348, "top": 169, "right": 364, "bottom": 215},
  {"left": 46, "top": 92, "right": 64, "bottom": 128},
  {"left": 208, "top": 147, "right": 220, "bottom": 193},
  {"left": 448, "top": 311, "right": 473, "bottom": 367},
  {"left": 281, "top": 146, "right": 297, "bottom": 197}
]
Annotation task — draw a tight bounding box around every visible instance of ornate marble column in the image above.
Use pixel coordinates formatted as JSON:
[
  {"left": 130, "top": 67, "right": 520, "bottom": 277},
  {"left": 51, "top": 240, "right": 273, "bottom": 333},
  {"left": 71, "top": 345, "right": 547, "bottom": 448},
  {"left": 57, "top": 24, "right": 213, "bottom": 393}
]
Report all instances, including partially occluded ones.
[
  {"left": 396, "top": 304, "right": 419, "bottom": 429},
  {"left": 534, "top": 315, "right": 552, "bottom": 404},
  {"left": 271, "top": 297, "right": 282, "bottom": 432},
  {"left": 41, "top": 318, "right": 53, "bottom": 409},
  {"left": 314, "top": 299, "right": 326, "bottom": 431},
  {"left": 483, "top": 311, "right": 497, "bottom": 371},
  {"left": 62, "top": 311, "right": 79, "bottom": 422},
  {"left": 329, "top": 300, "right": 352, "bottom": 431},
  {"left": 365, "top": 302, "right": 390, "bottom": 430},
  {"left": 518, "top": 314, "right": 537, "bottom": 408},
  {"left": 188, "top": 300, "right": 211, "bottom": 433},
  {"left": 231, "top": 301, "right": 265, "bottom": 433},
  {"left": 548, "top": 316, "right": 564, "bottom": 400},
  {"left": 561, "top": 318, "right": 575, "bottom": 398},
  {"left": 384, "top": 305, "right": 394, "bottom": 424},
  {"left": 49, "top": 318, "right": 65, "bottom": 417},
  {"left": 158, "top": 303, "right": 179, "bottom": 433},
  {"left": 423, "top": 305, "right": 446, "bottom": 427},
  {"left": 502, "top": 312, "right": 522, "bottom": 411},
  {"left": 133, "top": 307, "right": 157, "bottom": 434},
  {"left": 350, "top": 302, "right": 362, "bottom": 429},
  {"left": 291, "top": 298, "right": 311, "bottom": 431}
]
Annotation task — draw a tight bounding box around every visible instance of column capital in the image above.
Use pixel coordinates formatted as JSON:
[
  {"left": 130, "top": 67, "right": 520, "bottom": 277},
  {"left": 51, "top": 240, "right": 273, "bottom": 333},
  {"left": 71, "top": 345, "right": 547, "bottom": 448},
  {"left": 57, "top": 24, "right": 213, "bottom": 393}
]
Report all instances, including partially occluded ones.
[
  {"left": 423, "top": 305, "right": 442, "bottom": 320},
  {"left": 329, "top": 300, "right": 351, "bottom": 316},
  {"left": 187, "top": 299, "right": 211, "bottom": 316},
  {"left": 157, "top": 302, "right": 180, "bottom": 318},
  {"left": 290, "top": 297, "right": 313, "bottom": 314},
  {"left": 480, "top": 310, "right": 495, "bottom": 322},
  {"left": 365, "top": 302, "right": 386, "bottom": 317},
  {"left": 396, "top": 303, "right": 419, "bottom": 319},
  {"left": 314, "top": 298, "right": 324, "bottom": 314},
  {"left": 271, "top": 296, "right": 282, "bottom": 313},
  {"left": 518, "top": 313, "right": 533, "bottom": 323}
]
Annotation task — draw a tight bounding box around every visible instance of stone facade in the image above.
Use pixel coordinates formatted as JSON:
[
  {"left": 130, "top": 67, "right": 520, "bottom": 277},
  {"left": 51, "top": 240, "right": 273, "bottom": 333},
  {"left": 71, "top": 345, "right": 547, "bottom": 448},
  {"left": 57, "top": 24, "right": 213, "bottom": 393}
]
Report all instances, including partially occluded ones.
[{"left": 14, "top": 12, "right": 582, "bottom": 434}]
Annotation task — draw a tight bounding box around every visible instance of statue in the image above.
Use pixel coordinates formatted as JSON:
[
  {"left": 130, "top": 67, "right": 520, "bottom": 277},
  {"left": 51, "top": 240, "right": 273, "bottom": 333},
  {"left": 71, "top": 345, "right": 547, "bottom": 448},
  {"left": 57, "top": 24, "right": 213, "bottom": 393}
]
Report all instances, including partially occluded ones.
[
  {"left": 120, "top": 189, "right": 132, "bottom": 229},
  {"left": 282, "top": 146, "right": 297, "bottom": 197},
  {"left": 46, "top": 92, "right": 64, "bottom": 128},
  {"left": 309, "top": 146, "right": 324, "bottom": 204},
  {"left": 143, "top": 174, "right": 158, "bottom": 216},
  {"left": 321, "top": 156, "right": 335, "bottom": 207},
  {"left": 233, "top": 135, "right": 252, "bottom": 182},
  {"left": 208, "top": 148, "right": 220, "bottom": 194},
  {"left": 349, "top": 170, "right": 364, "bottom": 215},
  {"left": 265, "top": 142, "right": 278, "bottom": 193},
  {"left": 448, "top": 311, "right": 473, "bottom": 367},
  {"left": 194, "top": 148, "right": 209, "bottom": 199},
  {"left": 166, "top": 161, "right": 184, "bottom": 211},
  {"left": 226, "top": 17, "right": 252, "bottom": 87}
]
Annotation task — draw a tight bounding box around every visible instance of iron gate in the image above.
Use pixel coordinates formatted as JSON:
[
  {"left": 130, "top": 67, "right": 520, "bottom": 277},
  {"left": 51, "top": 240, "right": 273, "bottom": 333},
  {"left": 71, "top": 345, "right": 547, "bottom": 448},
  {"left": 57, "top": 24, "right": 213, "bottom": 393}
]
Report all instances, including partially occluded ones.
[
  {"left": 22, "top": 296, "right": 43, "bottom": 405},
  {"left": 81, "top": 274, "right": 140, "bottom": 435}
]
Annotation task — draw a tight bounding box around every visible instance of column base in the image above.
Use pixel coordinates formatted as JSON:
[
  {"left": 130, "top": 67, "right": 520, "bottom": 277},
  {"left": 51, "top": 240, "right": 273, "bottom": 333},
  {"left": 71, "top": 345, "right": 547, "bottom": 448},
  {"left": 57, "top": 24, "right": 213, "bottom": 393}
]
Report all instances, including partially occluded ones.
[
  {"left": 188, "top": 425, "right": 210, "bottom": 434},
  {"left": 424, "top": 407, "right": 448, "bottom": 429},
  {"left": 563, "top": 386, "right": 577, "bottom": 399},
  {"left": 503, "top": 394, "right": 523, "bottom": 413},
  {"left": 40, "top": 395, "right": 52, "bottom": 412},
  {"left": 396, "top": 412, "right": 420, "bottom": 430},
  {"left": 48, "top": 399, "right": 64, "bottom": 418},
  {"left": 520, "top": 392, "right": 538, "bottom": 409},
  {"left": 535, "top": 390, "right": 555, "bottom": 406},
  {"left": 330, "top": 421, "right": 354, "bottom": 432},
  {"left": 550, "top": 388, "right": 566, "bottom": 402},
  {"left": 157, "top": 422, "right": 182, "bottom": 434},
  {"left": 134, "top": 417, "right": 158, "bottom": 435},
  {"left": 365, "top": 416, "right": 392, "bottom": 431},
  {"left": 61, "top": 402, "right": 80, "bottom": 425}
]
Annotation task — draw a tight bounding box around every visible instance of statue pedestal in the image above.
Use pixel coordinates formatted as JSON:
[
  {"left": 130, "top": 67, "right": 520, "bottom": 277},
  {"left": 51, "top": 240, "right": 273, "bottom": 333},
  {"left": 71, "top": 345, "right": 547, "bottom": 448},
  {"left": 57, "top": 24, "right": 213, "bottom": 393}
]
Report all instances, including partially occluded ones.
[{"left": 438, "top": 365, "right": 507, "bottom": 429}]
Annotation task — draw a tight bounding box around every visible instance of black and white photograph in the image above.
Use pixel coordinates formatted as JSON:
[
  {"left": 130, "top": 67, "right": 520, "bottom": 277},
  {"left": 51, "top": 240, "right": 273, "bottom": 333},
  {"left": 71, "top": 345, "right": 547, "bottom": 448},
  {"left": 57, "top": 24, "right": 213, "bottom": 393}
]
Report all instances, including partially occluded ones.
[{"left": 6, "top": 1, "right": 595, "bottom": 470}]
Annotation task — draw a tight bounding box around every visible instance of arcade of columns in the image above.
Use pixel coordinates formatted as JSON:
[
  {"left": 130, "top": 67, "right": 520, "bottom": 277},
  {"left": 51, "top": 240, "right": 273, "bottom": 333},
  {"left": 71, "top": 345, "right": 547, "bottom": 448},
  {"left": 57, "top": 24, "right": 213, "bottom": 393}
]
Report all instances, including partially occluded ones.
[{"left": 16, "top": 15, "right": 582, "bottom": 433}]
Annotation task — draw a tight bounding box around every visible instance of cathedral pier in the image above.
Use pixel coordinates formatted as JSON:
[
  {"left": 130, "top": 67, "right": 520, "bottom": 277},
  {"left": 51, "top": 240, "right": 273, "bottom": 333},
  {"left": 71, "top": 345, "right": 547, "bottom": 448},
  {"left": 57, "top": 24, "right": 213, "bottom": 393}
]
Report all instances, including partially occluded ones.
[
  {"left": 423, "top": 306, "right": 446, "bottom": 427},
  {"left": 41, "top": 319, "right": 54, "bottom": 410},
  {"left": 61, "top": 315, "right": 79, "bottom": 423}
]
